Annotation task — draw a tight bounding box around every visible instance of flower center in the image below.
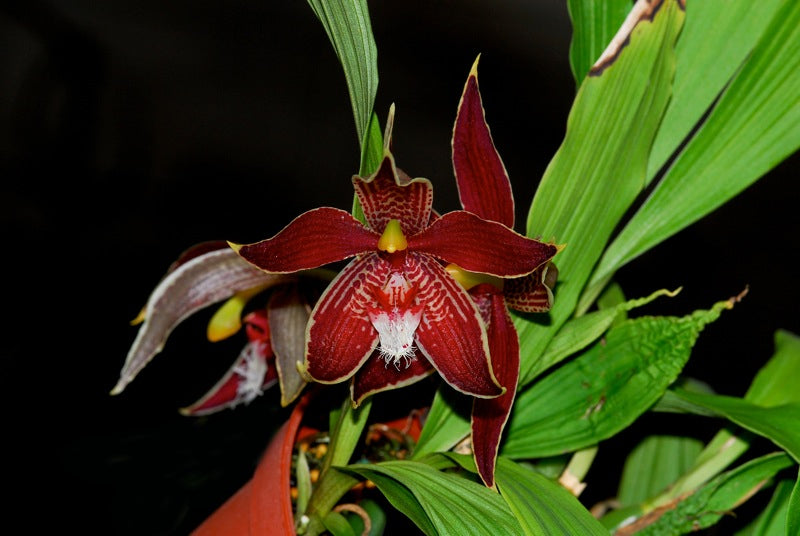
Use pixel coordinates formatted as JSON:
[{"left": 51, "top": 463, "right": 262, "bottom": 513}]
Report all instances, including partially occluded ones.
[
  {"left": 368, "top": 271, "right": 422, "bottom": 368},
  {"left": 377, "top": 219, "right": 408, "bottom": 253}
]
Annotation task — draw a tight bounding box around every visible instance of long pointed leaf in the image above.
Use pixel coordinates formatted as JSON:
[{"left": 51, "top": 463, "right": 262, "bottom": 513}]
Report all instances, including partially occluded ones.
[
  {"left": 306, "top": 0, "right": 378, "bottom": 148},
  {"left": 567, "top": 0, "right": 631, "bottom": 85},
  {"left": 583, "top": 0, "right": 800, "bottom": 307},
  {"left": 520, "top": 0, "right": 684, "bottom": 381}
]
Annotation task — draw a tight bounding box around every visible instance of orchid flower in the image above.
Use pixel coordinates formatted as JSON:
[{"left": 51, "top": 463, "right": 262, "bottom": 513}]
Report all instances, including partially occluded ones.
[
  {"left": 449, "top": 57, "right": 560, "bottom": 488},
  {"left": 111, "top": 241, "right": 317, "bottom": 410},
  {"left": 231, "top": 110, "right": 558, "bottom": 404}
]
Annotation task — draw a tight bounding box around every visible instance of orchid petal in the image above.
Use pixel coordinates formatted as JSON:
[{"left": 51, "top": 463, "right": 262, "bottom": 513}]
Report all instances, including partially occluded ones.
[
  {"left": 503, "top": 263, "right": 558, "bottom": 313},
  {"left": 353, "top": 154, "right": 434, "bottom": 235},
  {"left": 351, "top": 350, "right": 435, "bottom": 407},
  {"left": 179, "top": 339, "right": 277, "bottom": 416},
  {"left": 469, "top": 284, "right": 519, "bottom": 488},
  {"left": 408, "top": 253, "right": 503, "bottom": 398},
  {"left": 112, "top": 248, "right": 291, "bottom": 395},
  {"left": 305, "top": 253, "right": 389, "bottom": 383},
  {"left": 232, "top": 207, "right": 378, "bottom": 273},
  {"left": 268, "top": 284, "right": 311, "bottom": 407},
  {"left": 409, "top": 211, "right": 558, "bottom": 277},
  {"left": 453, "top": 56, "right": 514, "bottom": 228}
]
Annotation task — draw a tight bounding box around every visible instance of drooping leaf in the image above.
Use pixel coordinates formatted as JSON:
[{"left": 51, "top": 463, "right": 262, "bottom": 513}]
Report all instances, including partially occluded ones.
[
  {"left": 582, "top": 0, "right": 800, "bottom": 308},
  {"left": 345, "top": 461, "right": 522, "bottom": 536},
  {"left": 519, "top": 0, "right": 684, "bottom": 380},
  {"left": 617, "top": 435, "right": 704, "bottom": 507},
  {"left": 567, "top": 0, "right": 632, "bottom": 85},
  {"left": 517, "top": 287, "right": 679, "bottom": 386},
  {"left": 656, "top": 389, "right": 800, "bottom": 463},
  {"left": 734, "top": 479, "right": 794, "bottom": 536},
  {"left": 306, "top": 0, "right": 378, "bottom": 149},
  {"left": 504, "top": 298, "right": 731, "bottom": 459},
  {"left": 495, "top": 457, "right": 607, "bottom": 536},
  {"left": 621, "top": 453, "right": 793, "bottom": 535}
]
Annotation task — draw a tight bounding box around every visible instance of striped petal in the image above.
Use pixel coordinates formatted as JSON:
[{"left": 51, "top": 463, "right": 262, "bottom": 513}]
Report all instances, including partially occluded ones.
[
  {"left": 350, "top": 350, "right": 435, "bottom": 407},
  {"left": 112, "top": 247, "right": 290, "bottom": 395},
  {"left": 180, "top": 311, "right": 277, "bottom": 416},
  {"left": 353, "top": 154, "right": 434, "bottom": 235},
  {"left": 469, "top": 284, "right": 519, "bottom": 488},
  {"left": 503, "top": 262, "right": 558, "bottom": 313},
  {"left": 408, "top": 253, "right": 503, "bottom": 398},
  {"left": 409, "top": 210, "right": 558, "bottom": 277},
  {"left": 304, "top": 253, "right": 389, "bottom": 383},
  {"left": 453, "top": 56, "right": 514, "bottom": 228},
  {"left": 232, "top": 207, "right": 378, "bottom": 273}
]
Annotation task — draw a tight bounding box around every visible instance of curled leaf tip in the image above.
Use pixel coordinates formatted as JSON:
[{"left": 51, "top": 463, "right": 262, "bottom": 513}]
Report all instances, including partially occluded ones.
[{"left": 109, "top": 379, "right": 127, "bottom": 396}]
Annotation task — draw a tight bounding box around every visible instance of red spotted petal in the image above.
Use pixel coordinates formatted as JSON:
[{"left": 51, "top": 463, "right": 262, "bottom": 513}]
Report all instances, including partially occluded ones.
[
  {"left": 233, "top": 207, "right": 379, "bottom": 273},
  {"left": 179, "top": 339, "right": 277, "bottom": 416},
  {"left": 353, "top": 154, "right": 433, "bottom": 235},
  {"left": 408, "top": 210, "right": 557, "bottom": 277},
  {"left": 351, "top": 349, "right": 435, "bottom": 407},
  {"left": 268, "top": 284, "right": 310, "bottom": 406},
  {"left": 503, "top": 262, "right": 558, "bottom": 313},
  {"left": 453, "top": 57, "right": 514, "bottom": 228},
  {"left": 407, "top": 253, "right": 502, "bottom": 397},
  {"left": 112, "top": 248, "right": 290, "bottom": 395},
  {"left": 305, "top": 253, "right": 389, "bottom": 383},
  {"left": 469, "top": 284, "right": 519, "bottom": 488}
]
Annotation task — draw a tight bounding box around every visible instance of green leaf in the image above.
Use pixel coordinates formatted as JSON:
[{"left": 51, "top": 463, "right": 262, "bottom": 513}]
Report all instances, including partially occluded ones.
[
  {"left": 518, "top": 287, "right": 679, "bottom": 386},
  {"left": 353, "top": 112, "right": 383, "bottom": 222},
  {"left": 788, "top": 471, "right": 800, "bottom": 536},
  {"left": 306, "top": 0, "right": 378, "bottom": 149},
  {"left": 567, "top": 0, "right": 631, "bottom": 85},
  {"left": 647, "top": 0, "right": 786, "bottom": 181},
  {"left": 350, "top": 470, "right": 438, "bottom": 536},
  {"left": 734, "top": 479, "right": 794, "bottom": 536},
  {"left": 411, "top": 386, "right": 470, "bottom": 459},
  {"left": 504, "top": 299, "right": 730, "bottom": 459},
  {"left": 296, "top": 449, "right": 312, "bottom": 518},
  {"left": 582, "top": 0, "right": 800, "bottom": 307},
  {"left": 359, "top": 498, "right": 387, "bottom": 536},
  {"left": 657, "top": 389, "right": 800, "bottom": 463},
  {"left": 495, "top": 457, "right": 607, "bottom": 536},
  {"left": 520, "top": 0, "right": 684, "bottom": 380},
  {"left": 617, "top": 435, "right": 704, "bottom": 507},
  {"left": 323, "top": 510, "right": 357, "bottom": 536},
  {"left": 323, "top": 397, "right": 372, "bottom": 473},
  {"left": 746, "top": 330, "right": 800, "bottom": 407},
  {"left": 346, "top": 461, "right": 522, "bottom": 536},
  {"left": 632, "top": 453, "right": 794, "bottom": 535}
]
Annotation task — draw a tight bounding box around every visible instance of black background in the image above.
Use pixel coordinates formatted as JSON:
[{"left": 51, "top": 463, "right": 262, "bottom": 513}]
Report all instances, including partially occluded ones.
[{"left": 3, "top": 1, "right": 798, "bottom": 534}]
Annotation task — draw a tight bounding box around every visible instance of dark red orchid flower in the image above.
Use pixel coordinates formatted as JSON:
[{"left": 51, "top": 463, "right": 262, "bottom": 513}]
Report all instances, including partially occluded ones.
[
  {"left": 112, "top": 241, "right": 316, "bottom": 410},
  {"left": 450, "top": 57, "right": 560, "bottom": 488},
  {"left": 231, "top": 109, "right": 557, "bottom": 404}
]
